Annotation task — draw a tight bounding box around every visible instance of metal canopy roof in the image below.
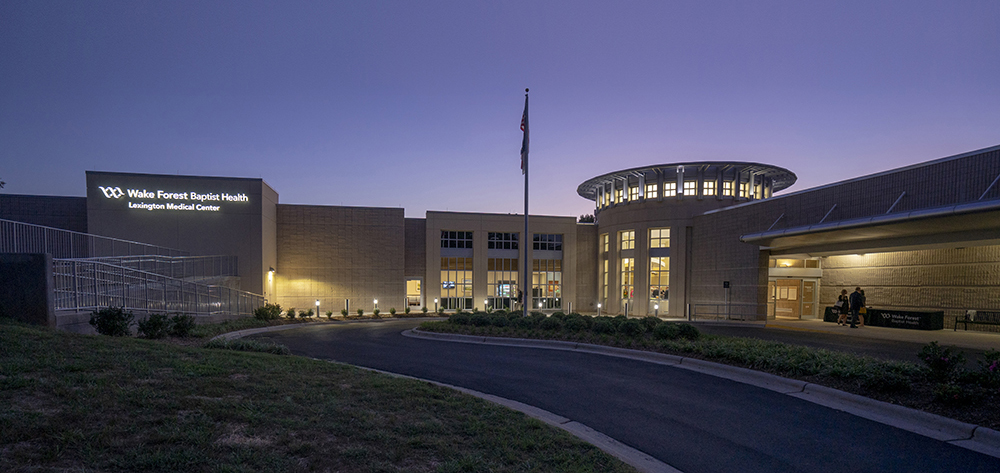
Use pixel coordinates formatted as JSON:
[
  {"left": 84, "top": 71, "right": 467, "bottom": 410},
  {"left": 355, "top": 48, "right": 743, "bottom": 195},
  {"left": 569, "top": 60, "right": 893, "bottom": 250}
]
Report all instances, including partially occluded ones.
[
  {"left": 741, "top": 199, "right": 1000, "bottom": 256},
  {"left": 577, "top": 161, "right": 797, "bottom": 201}
]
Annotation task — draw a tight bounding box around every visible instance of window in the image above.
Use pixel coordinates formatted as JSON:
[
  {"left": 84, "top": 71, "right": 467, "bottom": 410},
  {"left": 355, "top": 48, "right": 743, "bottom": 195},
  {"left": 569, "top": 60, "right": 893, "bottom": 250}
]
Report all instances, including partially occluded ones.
[
  {"left": 649, "top": 228, "right": 670, "bottom": 248},
  {"left": 645, "top": 183, "right": 658, "bottom": 199},
  {"left": 441, "top": 231, "right": 472, "bottom": 248},
  {"left": 601, "top": 233, "right": 609, "bottom": 253},
  {"left": 620, "top": 258, "right": 634, "bottom": 300},
  {"left": 488, "top": 258, "right": 519, "bottom": 310},
  {"left": 722, "top": 181, "right": 734, "bottom": 196},
  {"left": 440, "top": 257, "right": 473, "bottom": 310},
  {"left": 629, "top": 186, "right": 639, "bottom": 201},
  {"left": 619, "top": 230, "right": 634, "bottom": 251},
  {"left": 664, "top": 182, "right": 677, "bottom": 197},
  {"left": 614, "top": 188, "right": 623, "bottom": 203},
  {"left": 703, "top": 181, "right": 716, "bottom": 196},
  {"left": 739, "top": 182, "right": 749, "bottom": 198},
  {"left": 487, "top": 232, "right": 518, "bottom": 250},
  {"left": 533, "top": 234, "right": 563, "bottom": 251},
  {"left": 602, "top": 259, "right": 609, "bottom": 300},
  {"left": 649, "top": 257, "right": 669, "bottom": 313},
  {"left": 683, "top": 181, "right": 697, "bottom": 196},
  {"left": 532, "top": 259, "right": 562, "bottom": 309},
  {"left": 754, "top": 184, "right": 761, "bottom": 198}
]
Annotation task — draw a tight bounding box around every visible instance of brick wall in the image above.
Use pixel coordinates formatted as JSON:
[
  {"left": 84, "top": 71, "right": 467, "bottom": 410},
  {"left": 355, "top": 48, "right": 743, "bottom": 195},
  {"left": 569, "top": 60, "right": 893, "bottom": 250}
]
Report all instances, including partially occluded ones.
[{"left": 275, "top": 205, "right": 405, "bottom": 314}]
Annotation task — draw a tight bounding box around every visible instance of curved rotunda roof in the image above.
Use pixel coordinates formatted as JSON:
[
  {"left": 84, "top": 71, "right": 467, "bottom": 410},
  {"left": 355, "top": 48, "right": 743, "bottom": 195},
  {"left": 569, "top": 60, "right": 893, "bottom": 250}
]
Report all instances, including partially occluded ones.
[{"left": 576, "top": 161, "right": 797, "bottom": 201}]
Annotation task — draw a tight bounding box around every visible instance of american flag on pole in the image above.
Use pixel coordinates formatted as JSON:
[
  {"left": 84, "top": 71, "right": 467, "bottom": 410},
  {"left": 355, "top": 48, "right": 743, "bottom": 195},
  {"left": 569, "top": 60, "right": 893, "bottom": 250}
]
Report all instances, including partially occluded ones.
[{"left": 520, "top": 93, "right": 529, "bottom": 174}]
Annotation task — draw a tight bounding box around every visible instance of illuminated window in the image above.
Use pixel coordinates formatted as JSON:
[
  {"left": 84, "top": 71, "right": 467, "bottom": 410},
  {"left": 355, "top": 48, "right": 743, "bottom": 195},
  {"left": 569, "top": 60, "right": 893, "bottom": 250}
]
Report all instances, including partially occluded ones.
[
  {"left": 754, "top": 184, "right": 761, "bottom": 198},
  {"left": 629, "top": 186, "right": 639, "bottom": 201},
  {"left": 649, "top": 228, "right": 670, "bottom": 248},
  {"left": 619, "top": 230, "right": 634, "bottom": 251},
  {"left": 487, "top": 258, "right": 518, "bottom": 310},
  {"left": 620, "top": 258, "right": 634, "bottom": 300},
  {"left": 703, "top": 181, "right": 716, "bottom": 196},
  {"left": 532, "top": 259, "right": 562, "bottom": 309},
  {"left": 615, "top": 188, "right": 624, "bottom": 203},
  {"left": 441, "top": 231, "right": 472, "bottom": 248},
  {"left": 649, "top": 257, "right": 669, "bottom": 312},
  {"left": 440, "top": 257, "right": 472, "bottom": 310},
  {"left": 487, "top": 232, "right": 518, "bottom": 250},
  {"left": 602, "top": 260, "right": 609, "bottom": 299},
  {"left": 664, "top": 182, "right": 677, "bottom": 197},
  {"left": 601, "top": 233, "right": 609, "bottom": 253},
  {"left": 533, "top": 234, "right": 562, "bottom": 251},
  {"left": 683, "top": 181, "right": 697, "bottom": 196},
  {"left": 739, "top": 182, "right": 749, "bottom": 198},
  {"left": 645, "top": 183, "right": 658, "bottom": 199},
  {"left": 722, "top": 181, "right": 734, "bottom": 196}
]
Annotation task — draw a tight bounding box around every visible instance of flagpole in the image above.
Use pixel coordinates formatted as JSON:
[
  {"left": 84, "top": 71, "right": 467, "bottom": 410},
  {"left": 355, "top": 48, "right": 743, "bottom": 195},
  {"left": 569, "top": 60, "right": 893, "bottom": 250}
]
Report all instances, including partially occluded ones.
[{"left": 521, "top": 88, "right": 530, "bottom": 318}]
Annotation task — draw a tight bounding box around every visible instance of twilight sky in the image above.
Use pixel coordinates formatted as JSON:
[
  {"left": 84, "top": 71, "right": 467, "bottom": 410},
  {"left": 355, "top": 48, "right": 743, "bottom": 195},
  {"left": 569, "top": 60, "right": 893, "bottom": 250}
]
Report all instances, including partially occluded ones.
[{"left": 2, "top": 1, "right": 998, "bottom": 218}]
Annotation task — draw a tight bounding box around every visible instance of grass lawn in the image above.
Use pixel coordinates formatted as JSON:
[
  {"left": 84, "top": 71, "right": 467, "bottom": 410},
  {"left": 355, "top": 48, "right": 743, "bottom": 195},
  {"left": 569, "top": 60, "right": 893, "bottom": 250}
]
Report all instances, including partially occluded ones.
[{"left": 0, "top": 318, "right": 636, "bottom": 473}]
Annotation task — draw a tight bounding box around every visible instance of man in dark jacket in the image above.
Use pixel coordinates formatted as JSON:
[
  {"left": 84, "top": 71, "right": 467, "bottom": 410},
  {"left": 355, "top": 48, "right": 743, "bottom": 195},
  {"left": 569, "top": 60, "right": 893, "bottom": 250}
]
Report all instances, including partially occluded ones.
[{"left": 849, "top": 287, "right": 865, "bottom": 328}]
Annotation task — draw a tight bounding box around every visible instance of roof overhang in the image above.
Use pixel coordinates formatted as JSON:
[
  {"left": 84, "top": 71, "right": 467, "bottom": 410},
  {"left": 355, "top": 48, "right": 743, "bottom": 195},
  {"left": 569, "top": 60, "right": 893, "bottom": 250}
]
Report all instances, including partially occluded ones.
[{"left": 740, "top": 199, "right": 1000, "bottom": 256}]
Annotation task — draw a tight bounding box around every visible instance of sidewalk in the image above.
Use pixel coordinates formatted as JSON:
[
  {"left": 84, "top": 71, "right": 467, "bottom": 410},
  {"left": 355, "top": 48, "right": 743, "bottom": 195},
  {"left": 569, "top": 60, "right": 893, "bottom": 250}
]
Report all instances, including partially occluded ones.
[{"left": 765, "top": 318, "right": 1000, "bottom": 352}]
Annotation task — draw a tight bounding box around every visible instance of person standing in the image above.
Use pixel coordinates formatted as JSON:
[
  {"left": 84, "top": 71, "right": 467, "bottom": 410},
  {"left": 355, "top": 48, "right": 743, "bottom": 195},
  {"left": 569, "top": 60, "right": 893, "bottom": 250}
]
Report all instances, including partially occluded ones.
[
  {"left": 849, "top": 287, "right": 865, "bottom": 328},
  {"left": 836, "top": 289, "right": 850, "bottom": 325}
]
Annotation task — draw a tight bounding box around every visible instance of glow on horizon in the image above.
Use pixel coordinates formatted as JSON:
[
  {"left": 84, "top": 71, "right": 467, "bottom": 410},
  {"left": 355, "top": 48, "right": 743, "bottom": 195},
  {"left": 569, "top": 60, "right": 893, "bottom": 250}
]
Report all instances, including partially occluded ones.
[{"left": 1, "top": 1, "right": 998, "bottom": 219}]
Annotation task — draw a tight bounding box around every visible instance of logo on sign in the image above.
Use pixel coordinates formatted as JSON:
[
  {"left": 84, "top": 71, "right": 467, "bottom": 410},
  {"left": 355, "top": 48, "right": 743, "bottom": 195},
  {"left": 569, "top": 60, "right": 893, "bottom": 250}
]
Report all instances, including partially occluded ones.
[{"left": 98, "top": 186, "right": 125, "bottom": 199}]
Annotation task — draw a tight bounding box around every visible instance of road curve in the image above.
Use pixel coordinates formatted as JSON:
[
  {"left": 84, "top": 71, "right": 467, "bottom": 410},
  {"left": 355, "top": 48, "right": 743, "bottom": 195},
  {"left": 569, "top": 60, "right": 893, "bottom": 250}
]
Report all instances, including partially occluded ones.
[{"left": 250, "top": 320, "right": 1000, "bottom": 473}]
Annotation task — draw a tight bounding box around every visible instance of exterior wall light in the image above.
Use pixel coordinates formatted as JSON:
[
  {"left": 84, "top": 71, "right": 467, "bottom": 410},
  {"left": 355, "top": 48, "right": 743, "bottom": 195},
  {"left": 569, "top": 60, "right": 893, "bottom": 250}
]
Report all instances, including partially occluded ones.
[{"left": 597, "top": 303, "right": 602, "bottom": 317}]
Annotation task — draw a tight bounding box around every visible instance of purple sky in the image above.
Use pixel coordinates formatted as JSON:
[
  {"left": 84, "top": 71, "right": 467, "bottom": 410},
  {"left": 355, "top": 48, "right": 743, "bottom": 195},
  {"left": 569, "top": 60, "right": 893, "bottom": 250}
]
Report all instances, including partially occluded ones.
[{"left": 2, "top": 1, "right": 998, "bottom": 218}]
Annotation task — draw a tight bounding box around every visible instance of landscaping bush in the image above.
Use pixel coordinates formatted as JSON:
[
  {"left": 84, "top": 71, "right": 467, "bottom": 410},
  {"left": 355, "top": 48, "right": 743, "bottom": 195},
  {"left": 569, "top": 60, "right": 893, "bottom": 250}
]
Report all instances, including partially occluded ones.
[
  {"left": 653, "top": 322, "right": 681, "bottom": 340},
  {"left": 357, "top": 308, "right": 364, "bottom": 317},
  {"left": 341, "top": 308, "right": 348, "bottom": 317},
  {"left": 137, "top": 313, "right": 170, "bottom": 339},
  {"left": 169, "top": 313, "right": 196, "bottom": 338},
  {"left": 539, "top": 316, "right": 564, "bottom": 330},
  {"left": 551, "top": 312, "right": 567, "bottom": 320},
  {"left": 450, "top": 313, "right": 471, "bottom": 326},
  {"left": 437, "top": 306, "right": 445, "bottom": 315},
  {"left": 563, "top": 315, "right": 588, "bottom": 332},
  {"left": 918, "top": 341, "right": 966, "bottom": 382},
  {"left": 489, "top": 314, "right": 510, "bottom": 327},
  {"left": 253, "top": 303, "right": 283, "bottom": 321},
  {"left": 405, "top": 306, "right": 411, "bottom": 315},
  {"left": 592, "top": 319, "right": 616, "bottom": 334},
  {"left": 611, "top": 315, "right": 628, "bottom": 328},
  {"left": 89, "top": 306, "right": 134, "bottom": 337},
  {"left": 513, "top": 315, "right": 537, "bottom": 329},
  {"left": 204, "top": 338, "right": 291, "bottom": 355},
  {"left": 373, "top": 309, "right": 380, "bottom": 318},
  {"left": 326, "top": 311, "right": 333, "bottom": 319},
  {"left": 640, "top": 316, "right": 662, "bottom": 332},
  {"left": 676, "top": 323, "right": 700, "bottom": 341},
  {"left": 390, "top": 307, "right": 396, "bottom": 316},
  {"left": 421, "top": 306, "right": 428, "bottom": 314},
  {"left": 470, "top": 314, "right": 490, "bottom": 327},
  {"left": 286, "top": 308, "right": 296, "bottom": 318},
  {"left": 618, "top": 319, "right": 644, "bottom": 337},
  {"left": 977, "top": 349, "right": 1000, "bottom": 388}
]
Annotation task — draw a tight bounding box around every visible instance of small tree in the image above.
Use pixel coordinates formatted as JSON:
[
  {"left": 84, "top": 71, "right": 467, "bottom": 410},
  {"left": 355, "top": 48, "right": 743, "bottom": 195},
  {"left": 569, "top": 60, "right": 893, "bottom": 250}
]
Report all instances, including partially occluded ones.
[
  {"left": 357, "top": 308, "right": 364, "bottom": 317},
  {"left": 373, "top": 308, "right": 381, "bottom": 318},
  {"left": 341, "top": 308, "right": 348, "bottom": 317},
  {"left": 389, "top": 307, "right": 397, "bottom": 316},
  {"left": 326, "top": 310, "right": 333, "bottom": 319},
  {"left": 405, "top": 306, "right": 411, "bottom": 315}
]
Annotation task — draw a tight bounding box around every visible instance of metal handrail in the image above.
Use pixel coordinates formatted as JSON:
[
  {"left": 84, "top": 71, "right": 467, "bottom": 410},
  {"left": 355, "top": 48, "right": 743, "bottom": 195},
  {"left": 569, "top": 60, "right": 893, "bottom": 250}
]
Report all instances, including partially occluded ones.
[{"left": 0, "top": 218, "right": 188, "bottom": 258}]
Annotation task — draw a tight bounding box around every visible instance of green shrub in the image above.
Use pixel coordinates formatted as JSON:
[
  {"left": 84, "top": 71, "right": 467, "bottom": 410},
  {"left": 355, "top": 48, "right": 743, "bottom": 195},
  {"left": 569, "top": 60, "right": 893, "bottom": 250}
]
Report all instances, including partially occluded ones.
[
  {"left": 422, "top": 306, "right": 428, "bottom": 314},
  {"left": 357, "top": 308, "right": 364, "bottom": 317},
  {"left": 640, "top": 316, "right": 662, "bottom": 332},
  {"left": 977, "top": 349, "right": 1000, "bottom": 388},
  {"left": 653, "top": 323, "right": 681, "bottom": 340},
  {"left": 619, "top": 319, "right": 644, "bottom": 337},
  {"left": 933, "top": 382, "right": 977, "bottom": 405},
  {"left": 437, "top": 306, "right": 445, "bottom": 315},
  {"left": 389, "top": 307, "right": 396, "bottom": 316},
  {"left": 551, "top": 312, "right": 567, "bottom": 320},
  {"left": 539, "top": 317, "right": 564, "bottom": 330},
  {"left": 611, "top": 315, "right": 628, "bottom": 328},
  {"left": 450, "top": 313, "right": 471, "bottom": 325},
  {"left": 204, "top": 338, "right": 291, "bottom": 355},
  {"left": 137, "top": 313, "right": 170, "bottom": 339},
  {"left": 341, "top": 308, "right": 348, "bottom": 317},
  {"left": 286, "top": 308, "right": 296, "bottom": 318},
  {"left": 918, "top": 341, "right": 966, "bottom": 382},
  {"left": 592, "top": 319, "right": 616, "bottom": 334},
  {"left": 169, "top": 313, "right": 196, "bottom": 337},
  {"left": 89, "top": 306, "right": 134, "bottom": 337},
  {"left": 326, "top": 310, "right": 333, "bottom": 319},
  {"left": 489, "top": 314, "right": 510, "bottom": 327},
  {"left": 253, "top": 303, "right": 283, "bottom": 321},
  {"left": 564, "top": 316, "right": 587, "bottom": 332},
  {"left": 677, "top": 323, "right": 700, "bottom": 340},
  {"left": 513, "top": 315, "right": 536, "bottom": 329},
  {"left": 373, "top": 309, "right": 380, "bottom": 318},
  {"left": 470, "top": 314, "right": 490, "bottom": 327}
]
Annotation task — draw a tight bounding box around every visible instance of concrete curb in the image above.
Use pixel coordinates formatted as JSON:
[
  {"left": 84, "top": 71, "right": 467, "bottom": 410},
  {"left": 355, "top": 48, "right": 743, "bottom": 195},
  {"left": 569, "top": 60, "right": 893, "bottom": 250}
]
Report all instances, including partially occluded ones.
[
  {"left": 209, "top": 316, "right": 448, "bottom": 341},
  {"left": 403, "top": 329, "right": 1000, "bottom": 459},
  {"left": 346, "top": 365, "right": 681, "bottom": 473}
]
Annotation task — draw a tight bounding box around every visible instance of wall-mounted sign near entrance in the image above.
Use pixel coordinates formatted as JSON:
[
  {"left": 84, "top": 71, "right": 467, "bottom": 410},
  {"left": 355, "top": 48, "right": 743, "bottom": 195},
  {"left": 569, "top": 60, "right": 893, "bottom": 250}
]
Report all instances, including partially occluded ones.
[{"left": 96, "top": 185, "right": 250, "bottom": 213}]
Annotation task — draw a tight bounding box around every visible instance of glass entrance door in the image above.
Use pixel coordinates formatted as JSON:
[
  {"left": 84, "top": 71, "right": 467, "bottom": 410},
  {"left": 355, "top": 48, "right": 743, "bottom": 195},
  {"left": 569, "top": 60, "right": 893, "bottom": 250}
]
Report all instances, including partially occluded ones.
[
  {"left": 774, "top": 279, "right": 801, "bottom": 319},
  {"left": 406, "top": 279, "right": 422, "bottom": 307}
]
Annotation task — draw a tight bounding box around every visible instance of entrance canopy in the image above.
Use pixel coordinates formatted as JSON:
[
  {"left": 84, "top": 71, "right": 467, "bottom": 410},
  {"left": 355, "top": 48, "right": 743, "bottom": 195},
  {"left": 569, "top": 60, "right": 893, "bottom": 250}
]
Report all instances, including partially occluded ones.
[{"left": 741, "top": 199, "right": 1000, "bottom": 256}]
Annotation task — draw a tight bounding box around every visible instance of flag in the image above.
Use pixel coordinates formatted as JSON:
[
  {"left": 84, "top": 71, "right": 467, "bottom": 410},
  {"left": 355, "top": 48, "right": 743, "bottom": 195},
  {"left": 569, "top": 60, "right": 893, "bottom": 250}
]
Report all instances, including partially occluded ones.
[{"left": 520, "top": 92, "right": 529, "bottom": 174}]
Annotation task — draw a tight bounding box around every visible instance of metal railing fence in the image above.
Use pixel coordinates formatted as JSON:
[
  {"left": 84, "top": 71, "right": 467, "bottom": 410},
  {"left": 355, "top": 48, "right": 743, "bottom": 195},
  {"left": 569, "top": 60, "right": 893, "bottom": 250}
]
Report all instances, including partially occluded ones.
[
  {"left": 1, "top": 218, "right": 188, "bottom": 258},
  {"left": 690, "top": 302, "right": 767, "bottom": 322},
  {"left": 72, "top": 255, "right": 239, "bottom": 281},
  {"left": 53, "top": 259, "right": 262, "bottom": 316}
]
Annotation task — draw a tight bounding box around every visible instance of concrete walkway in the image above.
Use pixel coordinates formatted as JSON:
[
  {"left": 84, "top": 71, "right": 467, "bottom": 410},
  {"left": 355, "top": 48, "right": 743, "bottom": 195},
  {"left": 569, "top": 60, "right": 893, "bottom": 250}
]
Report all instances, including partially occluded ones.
[{"left": 763, "top": 318, "right": 1000, "bottom": 351}]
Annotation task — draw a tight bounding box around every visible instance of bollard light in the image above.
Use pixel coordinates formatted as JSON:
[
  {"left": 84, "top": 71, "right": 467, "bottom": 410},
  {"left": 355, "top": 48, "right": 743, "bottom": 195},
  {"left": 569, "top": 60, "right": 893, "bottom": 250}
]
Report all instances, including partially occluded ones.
[
  {"left": 654, "top": 303, "right": 659, "bottom": 317},
  {"left": 597, "top": 303, "right": 602, "bottom": 317}
]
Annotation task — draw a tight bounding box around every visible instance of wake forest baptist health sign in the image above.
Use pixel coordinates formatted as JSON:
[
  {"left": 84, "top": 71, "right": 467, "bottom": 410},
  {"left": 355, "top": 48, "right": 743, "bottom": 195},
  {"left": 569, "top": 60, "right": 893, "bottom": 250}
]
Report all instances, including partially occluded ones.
[{"left": 98, "top": 186, "right": 250, "bottom": 212}]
